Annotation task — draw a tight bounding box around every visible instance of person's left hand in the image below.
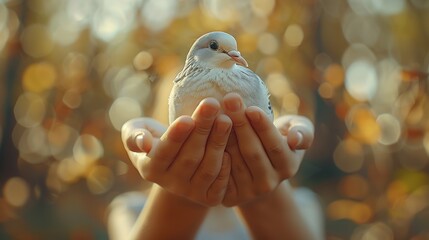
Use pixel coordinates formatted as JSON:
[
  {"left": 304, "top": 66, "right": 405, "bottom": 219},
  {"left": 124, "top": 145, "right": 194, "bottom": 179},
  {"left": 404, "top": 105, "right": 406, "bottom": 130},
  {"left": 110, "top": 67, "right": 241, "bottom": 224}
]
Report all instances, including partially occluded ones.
[{"left": 221, "top": 93, "right": 314, "bottom": 207}]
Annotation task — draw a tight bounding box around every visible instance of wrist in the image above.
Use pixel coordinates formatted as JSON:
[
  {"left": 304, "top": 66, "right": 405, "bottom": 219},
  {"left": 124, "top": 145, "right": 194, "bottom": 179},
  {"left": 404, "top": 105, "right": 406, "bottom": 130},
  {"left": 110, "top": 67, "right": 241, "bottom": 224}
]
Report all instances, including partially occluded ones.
[
  {"left": 130, "top": 184, "right": 209, "bottom": 239},
  {"left": 152, "top": 184, "right": 210, "bottom": 211},
  {"left": 234, "top": 181, "right": 317, "bottom": 240},
  {"left": 237, "top": 180, "right": 293, "bottom": 210}
]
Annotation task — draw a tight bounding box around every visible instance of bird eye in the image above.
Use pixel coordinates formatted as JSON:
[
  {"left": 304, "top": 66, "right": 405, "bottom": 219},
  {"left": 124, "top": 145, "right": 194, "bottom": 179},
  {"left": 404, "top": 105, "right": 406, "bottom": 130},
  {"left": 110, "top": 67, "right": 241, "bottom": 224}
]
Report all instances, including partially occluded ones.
[{"left": 209, "top": 40, "right": 219, "bottom": 51}]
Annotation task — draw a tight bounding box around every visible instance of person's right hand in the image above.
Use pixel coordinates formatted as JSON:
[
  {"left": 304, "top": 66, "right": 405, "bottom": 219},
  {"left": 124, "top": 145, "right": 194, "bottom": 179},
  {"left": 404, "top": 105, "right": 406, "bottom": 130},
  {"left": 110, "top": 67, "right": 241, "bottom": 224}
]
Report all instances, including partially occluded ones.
[
  {"left": 121, "top": 98, "right": 233, "bottom": 207},
  {"left": 220, "top": 93, "right": 314, "bottom": 207}
]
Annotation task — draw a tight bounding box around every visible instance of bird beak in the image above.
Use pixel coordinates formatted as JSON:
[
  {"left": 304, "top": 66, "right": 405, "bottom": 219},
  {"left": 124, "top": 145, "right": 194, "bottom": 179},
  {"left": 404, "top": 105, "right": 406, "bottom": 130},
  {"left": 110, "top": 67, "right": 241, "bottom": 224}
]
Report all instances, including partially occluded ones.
[{"left": 227, "top": 50, "right": 248, "bottom": 67}]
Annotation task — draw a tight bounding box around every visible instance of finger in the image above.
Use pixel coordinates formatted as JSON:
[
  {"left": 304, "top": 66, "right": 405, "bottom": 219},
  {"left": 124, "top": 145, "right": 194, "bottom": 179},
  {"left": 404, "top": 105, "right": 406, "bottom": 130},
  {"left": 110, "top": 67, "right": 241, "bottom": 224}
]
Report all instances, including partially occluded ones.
[
  {"left": 121, "top": 118, "right": 167, "bottom": 141},
  {"left": 222, "top": 174, "right": 238, "bottom": 207},
  {"left": 246, "top": 108, "right": 305, "bottom": 178},
  {"left": 223, "top": 93, "right": 271, "bottom": 177},
  {"left": 148, "top": 116, "right": 195, "bottom": 170},
  {"left": 206, "top": 152, "right": 231, "bottom": 206},
  {"left": 169, "top": 98, "right": 220, "bottom": 178},
  {"left": 287, "top": 125, "right": 314, "bottom": 150},
  {"left": 125, "top": 130, "right": 153, "bottom": 153},
  {"left": 191, "top": 114, "right": 232, "bottom": 188},
  {"left": 245, "top": 107, "right": 288, "bottom": 169},
  {"left": 139, "top": 118, "right": 169, "bottom": 138},
  {"left": 274, "top": 115, "right": 314, "bottom": 150},
  {"left": 225, "top": 131, "right": 253, "bottom": 191}
]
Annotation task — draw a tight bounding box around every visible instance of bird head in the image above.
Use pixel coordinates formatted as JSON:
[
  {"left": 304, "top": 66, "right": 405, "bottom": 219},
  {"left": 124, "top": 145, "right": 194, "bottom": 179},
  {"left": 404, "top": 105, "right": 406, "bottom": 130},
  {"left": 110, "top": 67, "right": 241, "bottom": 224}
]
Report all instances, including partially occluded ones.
[{"left": 186, "top": 31, "right": 248, "bottom": 69}]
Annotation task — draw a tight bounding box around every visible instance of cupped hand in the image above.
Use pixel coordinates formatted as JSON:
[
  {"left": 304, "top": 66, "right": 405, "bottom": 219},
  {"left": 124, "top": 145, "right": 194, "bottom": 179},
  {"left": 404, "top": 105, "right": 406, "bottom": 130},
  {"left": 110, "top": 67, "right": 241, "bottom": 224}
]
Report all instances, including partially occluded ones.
[
  {"left": 121, "top": 98, "right": 233, "bottom": 207},
  {"left": 221, "top": 93, "right": 314, "bottom": 207}
]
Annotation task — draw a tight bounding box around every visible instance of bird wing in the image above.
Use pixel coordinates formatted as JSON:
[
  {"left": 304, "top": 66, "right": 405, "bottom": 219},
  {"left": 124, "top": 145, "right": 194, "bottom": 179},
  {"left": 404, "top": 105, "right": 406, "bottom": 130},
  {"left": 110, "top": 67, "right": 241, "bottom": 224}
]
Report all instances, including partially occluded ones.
[{"left": 237, "top": 66, "right": 274, "bottom": 121}]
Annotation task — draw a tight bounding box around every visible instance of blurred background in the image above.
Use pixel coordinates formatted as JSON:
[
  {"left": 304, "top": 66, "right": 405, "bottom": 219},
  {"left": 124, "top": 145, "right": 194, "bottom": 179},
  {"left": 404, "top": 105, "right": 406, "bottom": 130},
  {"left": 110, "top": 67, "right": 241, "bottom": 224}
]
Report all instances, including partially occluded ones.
[{"left": 0, "top": 0, "right": 429, "bottom": 239}]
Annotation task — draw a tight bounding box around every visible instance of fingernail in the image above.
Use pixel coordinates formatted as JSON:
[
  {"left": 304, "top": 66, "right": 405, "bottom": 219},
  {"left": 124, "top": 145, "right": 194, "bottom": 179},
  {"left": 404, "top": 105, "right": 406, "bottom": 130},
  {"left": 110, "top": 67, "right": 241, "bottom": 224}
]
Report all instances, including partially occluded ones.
[
  {"left": 246, "top": 109, "right": 260, "bottom": 123},
  {"left": 225, "top": 99, "right": 241, "bottom": 112},
  {"left": 201, "top": 107, "right": 218, "bottom": 118},
  {"left": 215, "top": 118, "right": 231, "bottom": 135},
  {"left": 135, "top": 133, "right": 145, "bottom": 151},
  {"left": 296, "top": 131, "right": 303, "bottom": 147}
]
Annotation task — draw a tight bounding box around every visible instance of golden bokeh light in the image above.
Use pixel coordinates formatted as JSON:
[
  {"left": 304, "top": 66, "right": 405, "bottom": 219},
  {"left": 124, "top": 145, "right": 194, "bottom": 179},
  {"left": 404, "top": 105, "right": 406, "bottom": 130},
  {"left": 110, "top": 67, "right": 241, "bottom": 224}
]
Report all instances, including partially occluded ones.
[
  {"left": 282, "top": 92, "right": 300, "bottom": 114},
  {"left": 241, "top": 15, "right": 268, "bottom": 34},
  {"left": 49, "top": 11, "right": 82, "bottom": 46},
  {"left": 236, "top": 33, "right": 258, "bottom": 53},
  {"left": 22, "top": 62, "right": 57, "bottom": 93},
  {"left": 86, "top": 165, "right": 114, "bottom": 195},
  {"left": 377, "top": 113, "right": 402, "bottom": 145},
  {"left": 140, "top": 0, "right": 178, "bottom": 32},
  {"left": 338, "top": 174, "right": 369, "bottom": 199},
  {"left": 351, "top": 222, "right": 394, "bottom": 240},
  {"left": 318, "top": 82, "right": 334, "bottom": 99},
  {"left": 0, "top": 27, "right": 9, "bottom": 52},
  {"left": 18, "top": 126, "right": 50, "bottom": 164},
  {"left": 3, "top": 177, "right": 30, "bottom": 208},
  {"left": 257, "top": 57, "right": 284, "bottom": 75},
  {"left": 250, "top": 0, "right": 275, "bottom": 17},
  {"left": 62, "top": 89, "right": 82, "bottom": 109},
  {"left": 48, "top": 121, "right": 79, "bottom": 160},
  {"left": 345, "top": 60, "right": 378, "bottom": 102},
  {"left": 327, "top": 199, "right": 373, "bottom": 224},
  {"left": 61, "top": 53, "right": 89, "bottom": 90},
  {"left": 201, "top": 0, "right": 239, "bottom": 22},
  {"left": 266, "top": 73, "right": 290, "bottom": 98},
  {"left": 133, "top": 51, "right": 154, "bottom": 71},
  {"left": 258, "top": 33, "right": 279, "bottom": 55},
  {"left": 324, "top": 64, "right": 344, "bottom": 88},
  {"left": 56, "top": 157, "right": 85, "bottom": 183},
  {"left": 333, "top": 138, "right": 365, "bottom": 173},
  {"left": 424, "top": 133, "right": 429, "bottom": 156},
  {"left": 14, "top": 93, "right": 46, "bottom": 128},
  {"left": 1, "top": 0, "right": 428, "bottom": 239},
  {"left": 346, "top": 106, "right": 381, "bottom": 144},
  {"left": 0, "top": 4, "right": 7, "bottom": 30},
  {"left": 73, "top": 134, "right": 104, "bottom": 165},
  {"left": 109, "top": 97, "right": 142, "bottom": 131},
  {"left": 284, "top": 24, "right": 304, "bottom": 48},
  {"left": 0, "top": 3, "right": 8, "bottom": 52},
  {"left": 20, "top": 24, "right": 54, "bottom": 58}
]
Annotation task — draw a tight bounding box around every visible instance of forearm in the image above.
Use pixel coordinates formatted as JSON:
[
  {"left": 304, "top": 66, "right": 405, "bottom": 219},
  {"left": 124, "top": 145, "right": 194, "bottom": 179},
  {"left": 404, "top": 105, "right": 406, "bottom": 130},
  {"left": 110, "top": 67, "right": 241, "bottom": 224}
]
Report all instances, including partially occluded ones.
[
  {"left": 236, "top": 181, "right": 323, "bottom": 240},
  {"left": 128, "top": 184, "right": 208, "bottom": 240}
]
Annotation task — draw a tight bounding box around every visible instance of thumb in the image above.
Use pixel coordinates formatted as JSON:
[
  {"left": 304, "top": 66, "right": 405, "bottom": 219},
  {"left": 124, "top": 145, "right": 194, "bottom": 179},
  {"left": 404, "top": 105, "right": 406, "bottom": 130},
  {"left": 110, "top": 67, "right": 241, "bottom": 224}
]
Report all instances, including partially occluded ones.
[
  {"left": 287, "top": 126, "right": 313, "bottom": 150},
  {"left": 126, "top": 129, "right": 153, "bottom": 153}
]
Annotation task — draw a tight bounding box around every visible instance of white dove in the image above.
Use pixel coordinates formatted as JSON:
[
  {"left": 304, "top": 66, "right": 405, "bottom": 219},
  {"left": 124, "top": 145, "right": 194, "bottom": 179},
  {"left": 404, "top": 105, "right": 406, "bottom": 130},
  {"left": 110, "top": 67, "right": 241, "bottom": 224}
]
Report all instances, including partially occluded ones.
[{"left": 168, "top": 31, "right": 273, "bottom": 124}]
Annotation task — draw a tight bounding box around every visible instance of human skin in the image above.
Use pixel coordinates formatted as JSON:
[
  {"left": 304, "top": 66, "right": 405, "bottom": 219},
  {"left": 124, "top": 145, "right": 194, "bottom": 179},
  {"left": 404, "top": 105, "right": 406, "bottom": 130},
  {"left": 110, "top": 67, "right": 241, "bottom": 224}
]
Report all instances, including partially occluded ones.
[{"left": 117, "top": 93, "right": 321, "bottom": 240}]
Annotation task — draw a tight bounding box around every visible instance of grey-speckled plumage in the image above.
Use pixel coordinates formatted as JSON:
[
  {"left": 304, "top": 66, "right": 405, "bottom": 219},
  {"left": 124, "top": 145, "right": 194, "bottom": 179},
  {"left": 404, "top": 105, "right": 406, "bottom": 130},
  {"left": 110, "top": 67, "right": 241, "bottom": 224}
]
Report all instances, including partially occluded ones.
[{"left": 168, "top": 31, "right": 273, "bottom": 124}]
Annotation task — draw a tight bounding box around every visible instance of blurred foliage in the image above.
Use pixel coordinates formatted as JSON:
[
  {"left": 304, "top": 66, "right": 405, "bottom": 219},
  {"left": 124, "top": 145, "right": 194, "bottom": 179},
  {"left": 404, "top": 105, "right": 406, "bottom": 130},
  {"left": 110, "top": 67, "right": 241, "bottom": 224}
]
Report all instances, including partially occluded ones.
[{"left": 0, "top": 0, "right": 429, "bottom": 239}]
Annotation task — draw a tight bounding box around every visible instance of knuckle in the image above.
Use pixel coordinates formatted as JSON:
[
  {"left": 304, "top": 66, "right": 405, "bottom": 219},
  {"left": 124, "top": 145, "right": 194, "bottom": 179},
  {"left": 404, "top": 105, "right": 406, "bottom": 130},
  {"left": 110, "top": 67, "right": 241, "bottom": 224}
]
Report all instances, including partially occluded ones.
[
  {"left": 232, "top": 119, "right": 248, "bottom": 129},
  {"left": 180, "top": 156, "right": 201, "bottom": 168},
  {"left": 212, "top": 141, "right": 226, "bottom": 151},
  {"left": 268, "top": 143, "right": 284, "bottom": 156},
  {"left": 197, "top": 170, "right": 218, "bottom": 183},
  {"left": 210, "top": 138, "right": 227, "bottom": 150},
  {"left": 194, "top": 125, "right": 213, "bottom": 136},
  {"left": 279, "top": 165, "right": 298, "bottom": 179},
  {"left": 233, "top": 161, "right": 247, "bottom": 174},
  {"left": 255, "top": 179, "right": 277, "bottom": 195},
  {"left": 216, "top": 170, "right": 229, "bottom": 182},
  {"left": 243, "top": 151, "right": 261, "bottom": 163}
]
